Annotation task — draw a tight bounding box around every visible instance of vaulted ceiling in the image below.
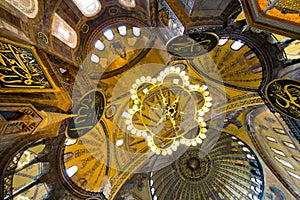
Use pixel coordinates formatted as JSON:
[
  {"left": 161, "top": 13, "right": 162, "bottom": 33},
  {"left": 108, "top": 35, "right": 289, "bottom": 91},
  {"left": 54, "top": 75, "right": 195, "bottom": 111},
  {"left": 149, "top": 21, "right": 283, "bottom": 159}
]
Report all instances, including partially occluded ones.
[{"left": 0, "top": 0, "right": 300, "bottom": 200}]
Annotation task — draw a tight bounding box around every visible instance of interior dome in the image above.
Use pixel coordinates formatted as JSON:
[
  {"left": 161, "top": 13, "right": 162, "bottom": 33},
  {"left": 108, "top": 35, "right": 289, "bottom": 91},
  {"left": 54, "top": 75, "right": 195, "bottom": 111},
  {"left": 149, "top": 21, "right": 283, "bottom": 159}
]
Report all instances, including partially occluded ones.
[{"left": 149, "top": 132, "right": 264, "bottom": 200}]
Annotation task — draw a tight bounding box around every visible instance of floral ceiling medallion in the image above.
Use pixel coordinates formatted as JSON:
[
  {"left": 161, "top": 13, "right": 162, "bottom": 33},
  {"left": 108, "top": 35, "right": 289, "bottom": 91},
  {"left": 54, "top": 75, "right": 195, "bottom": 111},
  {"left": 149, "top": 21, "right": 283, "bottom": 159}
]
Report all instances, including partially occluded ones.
[{"left": 123, "top": 66, "right": 212, "bottom": 156}]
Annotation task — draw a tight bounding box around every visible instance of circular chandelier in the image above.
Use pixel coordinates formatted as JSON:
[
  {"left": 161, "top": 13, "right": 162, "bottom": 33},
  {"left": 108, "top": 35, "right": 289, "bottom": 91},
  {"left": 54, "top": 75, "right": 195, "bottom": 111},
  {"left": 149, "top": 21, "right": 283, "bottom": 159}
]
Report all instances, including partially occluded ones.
[{"left": 123, "top": 66, "right": 212, "bottom": 156}]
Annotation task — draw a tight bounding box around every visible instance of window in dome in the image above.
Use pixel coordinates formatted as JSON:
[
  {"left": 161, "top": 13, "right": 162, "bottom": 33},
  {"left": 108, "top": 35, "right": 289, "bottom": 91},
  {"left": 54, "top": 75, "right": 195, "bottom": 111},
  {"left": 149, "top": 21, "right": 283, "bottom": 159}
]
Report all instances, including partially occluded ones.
[
  {"left": 248, "top": 193, "right": 259, "bottom": 200},
  {"left": 151, "top": 188, "right": 155, "bottom": 195},
  {"left": 288, "top": 171, "right": 300, "bottom": 180},
  {"left": 271, "top": 147, "right": 286, "bottom": 157},
  {"left": 218, "top": 38, "right": 228, "bottom": 46},
  {"left": 251, "top": 63, "right": 262, "bottom": 73},
  {"left": 118, "top": 25, "right": 127, "bottom": 36},
  {"left": 65, "top": 138, "right": 77, "bottom": 146},
  {"left": 116, "top": 139, "right": 124, "bottom": 146},
  {"left": 266, "top": 136, "right": 277, "bottom": 142},
  {"left": 282, "top": 141, "right": 297, "bottom": 149},
  {"left": 150, "top": 179, "right": 153, "bottom": 186},
  {"left": 5, "top": 0, "right": 38, "bottom": 18},
  {"left": 246, "top": 154, "right": 255, "bottom": 160},
  {"left": 242, "top": 147, "right": 250, "bottom": 152},
  {"left": 273, "top": 127, "right": 286, "bottom": 135},
  {"left": 132, "top": 27, "right": 141, "bottom": 37},
  {"left": 72, "top": 0, "right": 101, "bottom": 17},
  {"left": 292, "top": 155, "right": 300, "bottom": 162},
  {"left": 66, "top": 166, "right": 78, "bottom": 177},
  {"left": 231, "top": 40, "right": 244, "bottom": 50},
  {"left": 250, "top": 110, "right": 300, "bottom": 196},
  {"left": 251, "top": 177, "right": 262, "bottom": 185},
  {"left": 274, "top": 156, "right": 295, "bottom": 169},
  {"left": 103, "top": 29, "right": 114, "bottom": 41},
  {"left": 51, "top": 13, "right": 77, "bottom": 48},
  {"left": 91, "top": 54, "right": 100, "bottom": 63},
  {"left": 95, "top": 40, "right": 105, "bottom": 50},
  {"left": 119, "top": 0, "right": 136, "bottom": 8}
]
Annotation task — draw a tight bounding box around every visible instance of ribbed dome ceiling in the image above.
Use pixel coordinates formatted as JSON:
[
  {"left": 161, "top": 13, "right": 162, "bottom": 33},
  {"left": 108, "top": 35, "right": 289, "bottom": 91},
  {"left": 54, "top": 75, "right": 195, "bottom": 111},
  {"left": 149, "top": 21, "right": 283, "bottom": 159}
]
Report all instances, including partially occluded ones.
[{"left": 149, "top": 132, "right": 264, "bottom": 200}]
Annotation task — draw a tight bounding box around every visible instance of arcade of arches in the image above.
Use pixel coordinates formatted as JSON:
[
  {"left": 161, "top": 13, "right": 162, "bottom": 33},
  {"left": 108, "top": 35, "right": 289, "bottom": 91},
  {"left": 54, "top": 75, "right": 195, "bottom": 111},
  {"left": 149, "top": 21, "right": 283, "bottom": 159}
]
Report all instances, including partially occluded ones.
[{"left": 0, "top": 0, "right": 300, "bottom": 200}]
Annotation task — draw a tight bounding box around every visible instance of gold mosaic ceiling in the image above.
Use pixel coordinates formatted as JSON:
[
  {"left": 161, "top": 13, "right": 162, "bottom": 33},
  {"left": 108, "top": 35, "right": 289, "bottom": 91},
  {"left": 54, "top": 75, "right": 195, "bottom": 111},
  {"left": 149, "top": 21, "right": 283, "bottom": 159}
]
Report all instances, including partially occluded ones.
[
  {"left": 240, "top": 0, "right": 300, "bottom": 38},
  {"left": 61, "top": 22, "right": 287, "bottom": 199},
  {"left": 1, "top": 0, "right": 300, "bottom": 200}
]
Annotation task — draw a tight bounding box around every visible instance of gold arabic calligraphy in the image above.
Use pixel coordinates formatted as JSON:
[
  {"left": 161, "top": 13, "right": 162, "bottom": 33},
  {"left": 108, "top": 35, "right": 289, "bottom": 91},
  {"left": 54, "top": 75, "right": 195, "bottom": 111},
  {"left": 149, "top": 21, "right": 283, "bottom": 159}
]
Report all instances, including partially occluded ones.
[
  {"left": 67, "top": 91, "right": 105, "bottom": 138},
  {"left": 167, "top": 33, "right": 219, "bottom": 57},
  {"left": 0, "top": 39, "right": 51, "bottom": 89},
  {"left": 267, "top": 80, "right": 300, "bottom": 119},
  {"left": 171, "top": 37, "right": 212, "bottom": 52}
]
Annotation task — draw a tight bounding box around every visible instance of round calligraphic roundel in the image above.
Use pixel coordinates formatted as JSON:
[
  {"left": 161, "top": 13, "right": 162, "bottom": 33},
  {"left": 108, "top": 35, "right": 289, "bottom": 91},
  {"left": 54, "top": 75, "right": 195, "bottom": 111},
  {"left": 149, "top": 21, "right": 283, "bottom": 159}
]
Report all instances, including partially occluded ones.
[
  {"left": 67, "top": 90, "right": 105, "bottom": 138},
  {"left": 166, "top": 32, "right": 219, "bottom": 58},
  {"left": 265, "top": 78, "right": 300, "bottom": 120}
]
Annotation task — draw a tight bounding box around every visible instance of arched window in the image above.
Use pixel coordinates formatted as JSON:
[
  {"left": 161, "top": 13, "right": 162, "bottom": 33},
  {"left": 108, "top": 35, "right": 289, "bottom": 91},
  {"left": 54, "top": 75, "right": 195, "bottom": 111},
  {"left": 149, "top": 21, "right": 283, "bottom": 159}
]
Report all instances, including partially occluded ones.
[
  {"left": 132, "top": 27, "right": 141, "bottom": 37},
  {"left": 51, "top": 13, "right": 77, "bottom": 48},
  {"left": 103, "top": 29, "right": 114, "bottom": 41},
  {"left": 95, "top": 40, "right": 105, "bottom": 51},
  {"left": 119, "top": 0, "right": 136, "bottom": 8},
  {"left": 3, "top": 140, "right": 48, "bottom": 199},
  {"left": 72, "top": 0, "right": 101, "bottom": 17},
  {"left": 66, "top": 166, "right": 78, "bottom": 177},
  {"left": 231, "top": 40, "right": 244, "bottom": 50},
  {"left": 118, "top": 25, "right": 127, "bottom": 36},
  {"left": 65, "top": 138, "right": 77, "bottom": 146},
  {"left": 91, "top": 54, "right": 100, "bottom": 63},
  {"left": 218, "top": 38, "right": 228, "bottom": 46},
  {"left": 5, "top": 0, "right": 38, "bottom": 18}
]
